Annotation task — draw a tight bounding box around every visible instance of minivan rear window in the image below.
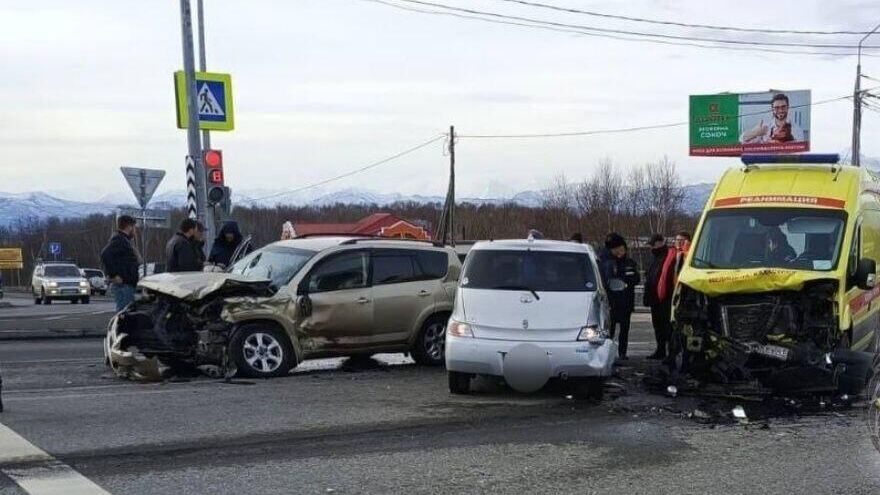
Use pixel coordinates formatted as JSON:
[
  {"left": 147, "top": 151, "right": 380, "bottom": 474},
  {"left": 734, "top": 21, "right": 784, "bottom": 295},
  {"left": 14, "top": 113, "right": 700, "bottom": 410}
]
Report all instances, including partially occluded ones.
[{"left": 462, "top": 250, "right": 597, "bottom": 292}]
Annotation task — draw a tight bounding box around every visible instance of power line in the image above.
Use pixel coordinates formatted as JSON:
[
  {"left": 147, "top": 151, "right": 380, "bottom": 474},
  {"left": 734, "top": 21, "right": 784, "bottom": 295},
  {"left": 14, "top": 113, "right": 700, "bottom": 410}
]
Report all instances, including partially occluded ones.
[
  {"left": 364, "top": 0, "right": 878, "bottom": 57},
  {"left": 457, "top": 89, "right": 877, "bottom": 139},
  {"left": 239, "top": 135, "right": 446, "bottom": 203},
  {"left": 493, "top": 0, "right": 878, "bottom": 36},
  {"left": 382, "top": 0, "right": 880, "bottom": 50}
]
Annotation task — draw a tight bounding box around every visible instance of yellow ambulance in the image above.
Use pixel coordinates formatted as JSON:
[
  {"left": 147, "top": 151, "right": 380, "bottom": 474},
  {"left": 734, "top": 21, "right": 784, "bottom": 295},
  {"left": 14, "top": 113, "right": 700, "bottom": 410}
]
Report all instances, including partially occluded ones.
[{"left": 675, "top": 154, "right": 877, "bottom": 395}]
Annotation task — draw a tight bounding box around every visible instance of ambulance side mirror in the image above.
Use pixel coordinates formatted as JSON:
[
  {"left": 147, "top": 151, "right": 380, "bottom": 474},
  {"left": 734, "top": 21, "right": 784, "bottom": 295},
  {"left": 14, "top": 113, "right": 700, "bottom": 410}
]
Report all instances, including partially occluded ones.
[{"left": 856, "top": 258, "right": 877, "bottom": 291}]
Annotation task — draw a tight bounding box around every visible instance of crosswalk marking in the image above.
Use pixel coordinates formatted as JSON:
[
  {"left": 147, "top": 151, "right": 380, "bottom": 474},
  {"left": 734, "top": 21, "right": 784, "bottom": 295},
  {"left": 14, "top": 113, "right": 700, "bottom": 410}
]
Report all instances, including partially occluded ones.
[{"left": 0, "top": 422, "right": 112, "bottom": 495}]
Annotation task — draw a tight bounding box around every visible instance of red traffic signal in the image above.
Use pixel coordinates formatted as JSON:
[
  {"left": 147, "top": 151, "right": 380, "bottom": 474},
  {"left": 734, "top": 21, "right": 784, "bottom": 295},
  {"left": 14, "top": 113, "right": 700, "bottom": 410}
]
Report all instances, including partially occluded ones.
[{"left": 203, "top": 149, "right": 223, "bottom": 168}]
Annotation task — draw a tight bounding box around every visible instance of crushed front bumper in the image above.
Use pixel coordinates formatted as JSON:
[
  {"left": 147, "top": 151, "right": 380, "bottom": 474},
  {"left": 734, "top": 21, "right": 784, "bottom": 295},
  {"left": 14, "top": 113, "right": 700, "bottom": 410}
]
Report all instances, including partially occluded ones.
[{"left": 446, "top": 335, "right": 617, "bottom": 379}]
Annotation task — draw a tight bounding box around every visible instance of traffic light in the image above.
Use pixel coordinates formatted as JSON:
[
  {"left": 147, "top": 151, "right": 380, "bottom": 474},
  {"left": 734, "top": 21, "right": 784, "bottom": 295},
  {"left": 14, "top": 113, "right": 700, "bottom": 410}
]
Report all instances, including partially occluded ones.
[{"left": 203, "top": 149, "right": 227, "bottom": 206}]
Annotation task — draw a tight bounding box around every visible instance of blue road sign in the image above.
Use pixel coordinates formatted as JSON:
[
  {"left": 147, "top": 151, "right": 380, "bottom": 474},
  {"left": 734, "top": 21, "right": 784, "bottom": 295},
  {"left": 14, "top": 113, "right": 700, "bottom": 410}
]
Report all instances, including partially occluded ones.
[
  {"left": 174, "top": 71, "right": 235, "bottom": 131},
  {"left": 48, "top": 242, "right": 62, "bottom": 257}
]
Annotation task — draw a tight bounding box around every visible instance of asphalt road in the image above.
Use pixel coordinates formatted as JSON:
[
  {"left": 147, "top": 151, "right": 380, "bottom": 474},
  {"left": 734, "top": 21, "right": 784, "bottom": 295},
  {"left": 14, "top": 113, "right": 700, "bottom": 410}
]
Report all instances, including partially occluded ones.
[
  {"left": 0, "top": 320, "right": 879, "bottom": 494},
  {"left": 0, "top": 293, "right": 115, "bottom": 339}
]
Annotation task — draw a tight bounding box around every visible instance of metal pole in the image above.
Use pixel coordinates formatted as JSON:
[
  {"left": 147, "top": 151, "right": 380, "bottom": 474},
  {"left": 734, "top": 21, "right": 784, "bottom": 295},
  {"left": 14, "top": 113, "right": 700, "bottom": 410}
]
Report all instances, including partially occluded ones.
[
  {"left": 179, "top": 0, "right": 214, "bottom": 253},
  {"left": 142, "top": 208, "right": 148, "bottom": 278},
  {"left": 449, "top": 125, "right": 456, "bottom": 247},
  {"left": 853, "top": 22, "right": 880, "bottom": 167},
  {"left": 197, "top": 0, "right": 211, "bottom": 152}
]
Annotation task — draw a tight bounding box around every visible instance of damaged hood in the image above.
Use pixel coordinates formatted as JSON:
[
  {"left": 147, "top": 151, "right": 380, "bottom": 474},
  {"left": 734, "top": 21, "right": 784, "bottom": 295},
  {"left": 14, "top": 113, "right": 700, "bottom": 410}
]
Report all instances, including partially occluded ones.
[
  {"left": 678, "top": 267, "right": 837, "bottom": 296},
  {"left": 138, "top": 272, "right": 273, "bottom": 301}
]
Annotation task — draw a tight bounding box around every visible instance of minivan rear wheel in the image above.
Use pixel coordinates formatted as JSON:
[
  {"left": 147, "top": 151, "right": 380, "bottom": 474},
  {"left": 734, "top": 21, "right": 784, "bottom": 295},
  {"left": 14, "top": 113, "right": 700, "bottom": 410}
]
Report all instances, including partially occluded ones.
[
  {"left": 412, "top": 315, "right": 449, "bottom": 366},
  {"left": 230, "top": 324, "right": 294, "bottom": 378}
]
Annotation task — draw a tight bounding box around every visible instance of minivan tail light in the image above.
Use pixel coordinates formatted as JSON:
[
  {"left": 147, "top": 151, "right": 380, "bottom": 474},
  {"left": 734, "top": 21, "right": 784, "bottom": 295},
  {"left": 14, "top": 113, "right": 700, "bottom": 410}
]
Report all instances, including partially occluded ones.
[
  {"left": 577, "top": 325, "right": 606, "bottom": 343},
  {"left": 448, "top": 320, "right": 474, "bottom": 338}
]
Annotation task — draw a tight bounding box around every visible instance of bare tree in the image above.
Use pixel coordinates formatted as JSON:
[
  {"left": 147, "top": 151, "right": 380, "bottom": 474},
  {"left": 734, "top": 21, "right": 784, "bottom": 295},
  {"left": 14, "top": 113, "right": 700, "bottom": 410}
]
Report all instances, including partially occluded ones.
[
  {"left": 541, "top": 174, "right": 576, "bottom": 238},
  {"left": 644, "top": 156, "right": 685, "bottom": 235}
]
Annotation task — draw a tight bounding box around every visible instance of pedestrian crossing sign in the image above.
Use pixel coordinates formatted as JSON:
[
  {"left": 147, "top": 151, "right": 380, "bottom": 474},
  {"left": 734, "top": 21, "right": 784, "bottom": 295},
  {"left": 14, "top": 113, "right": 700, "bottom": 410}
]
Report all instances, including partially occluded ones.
[{"left": 174, "top": 71, "right": 234, "bottom": 131}]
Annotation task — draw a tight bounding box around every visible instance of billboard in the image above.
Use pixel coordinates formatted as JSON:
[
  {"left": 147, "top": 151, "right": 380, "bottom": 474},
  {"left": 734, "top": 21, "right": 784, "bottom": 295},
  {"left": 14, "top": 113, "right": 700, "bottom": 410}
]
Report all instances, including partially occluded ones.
[
  {"left": 689, "top": 90, "right": 811, "bottom": 156},
  {"left": 0, "top": 248, "right": 23, "bottom": 270}
]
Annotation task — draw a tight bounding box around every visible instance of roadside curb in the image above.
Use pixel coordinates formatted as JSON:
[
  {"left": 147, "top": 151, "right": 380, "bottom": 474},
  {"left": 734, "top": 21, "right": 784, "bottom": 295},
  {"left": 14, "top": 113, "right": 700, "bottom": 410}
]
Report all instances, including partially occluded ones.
[{"left": 0, "top": 329, "right": 105, "bottom": 341}]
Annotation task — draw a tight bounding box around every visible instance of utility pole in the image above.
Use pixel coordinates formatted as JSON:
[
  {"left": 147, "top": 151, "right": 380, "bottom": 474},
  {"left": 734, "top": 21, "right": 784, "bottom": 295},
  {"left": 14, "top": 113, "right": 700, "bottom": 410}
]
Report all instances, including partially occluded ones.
[
  {"left": 197, "top": 0, "right": 211, "bottom": 152},
  {"left": 179, "top": 0, "right": 215, "bottom": 252},
  {"left": 852, "top": 22, "right": 880, "bottom": 167},
  {"left": 448, "top": 125, "right": 456, "bottom": 247}
]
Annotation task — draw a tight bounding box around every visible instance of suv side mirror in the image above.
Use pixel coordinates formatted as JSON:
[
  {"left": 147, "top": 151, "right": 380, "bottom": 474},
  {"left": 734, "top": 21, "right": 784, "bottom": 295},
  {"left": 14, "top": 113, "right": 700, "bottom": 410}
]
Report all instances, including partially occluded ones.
[{"left": 856, "top": 258, "right": 877, "bottom": 290}]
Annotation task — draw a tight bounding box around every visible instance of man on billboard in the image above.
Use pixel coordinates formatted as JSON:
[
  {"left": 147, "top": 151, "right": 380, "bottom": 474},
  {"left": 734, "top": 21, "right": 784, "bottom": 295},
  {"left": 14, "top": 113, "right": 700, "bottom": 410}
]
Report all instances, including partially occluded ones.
[{"left": 740, "top": 93, "right": 804, "bottom": 144}]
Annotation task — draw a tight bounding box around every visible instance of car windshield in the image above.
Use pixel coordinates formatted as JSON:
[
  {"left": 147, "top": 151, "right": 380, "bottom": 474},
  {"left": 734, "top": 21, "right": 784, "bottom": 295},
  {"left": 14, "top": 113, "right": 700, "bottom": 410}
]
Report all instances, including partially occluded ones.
[
  {"left": 692, "top": 208, "right": 846, "bottom": 271},
  {"left": 230, "top": 246, "right": 316, "bottom": 288},
  {"left": 83, "top": 270, "right": 103, "bottom": 278},
  {"left": 44, "top": 265, "right": 82, "bottom": 278},
  {"left": 461, "top": 249, "right": 597, "bottom": 292}
]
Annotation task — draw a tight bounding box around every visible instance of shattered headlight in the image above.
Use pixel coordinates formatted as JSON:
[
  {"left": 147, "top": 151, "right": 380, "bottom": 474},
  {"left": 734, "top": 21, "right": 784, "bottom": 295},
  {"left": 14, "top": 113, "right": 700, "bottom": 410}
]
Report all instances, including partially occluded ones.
[{"left": 577, "top": 325, "right": 606, "bottom": 344}]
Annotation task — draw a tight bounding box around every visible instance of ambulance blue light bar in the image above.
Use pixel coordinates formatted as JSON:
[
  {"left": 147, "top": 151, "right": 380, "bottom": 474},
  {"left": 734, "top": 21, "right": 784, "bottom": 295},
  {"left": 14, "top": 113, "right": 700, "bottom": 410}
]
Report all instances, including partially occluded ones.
[{"left": 741, "top": 154, "right": 840, "bottom": 165}]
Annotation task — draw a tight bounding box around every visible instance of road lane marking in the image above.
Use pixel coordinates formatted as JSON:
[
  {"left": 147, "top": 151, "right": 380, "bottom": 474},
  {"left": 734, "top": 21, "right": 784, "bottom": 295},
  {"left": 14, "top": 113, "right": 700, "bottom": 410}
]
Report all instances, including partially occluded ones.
[{"left": 0, "top": 422, "right": 112, "bottom": 495}]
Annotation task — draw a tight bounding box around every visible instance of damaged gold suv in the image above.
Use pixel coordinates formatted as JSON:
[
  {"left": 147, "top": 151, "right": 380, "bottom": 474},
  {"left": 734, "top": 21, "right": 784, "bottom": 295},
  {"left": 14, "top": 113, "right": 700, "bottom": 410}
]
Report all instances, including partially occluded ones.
[{"left": 105, "top": 236, "right": 461, "bottom": 379}]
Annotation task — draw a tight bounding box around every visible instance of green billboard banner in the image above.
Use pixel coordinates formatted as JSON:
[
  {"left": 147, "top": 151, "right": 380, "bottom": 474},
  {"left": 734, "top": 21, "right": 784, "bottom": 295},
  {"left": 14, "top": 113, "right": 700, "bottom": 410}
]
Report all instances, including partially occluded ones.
[{"left": 689, "top": 90, "right": 811, "bottom": 157}]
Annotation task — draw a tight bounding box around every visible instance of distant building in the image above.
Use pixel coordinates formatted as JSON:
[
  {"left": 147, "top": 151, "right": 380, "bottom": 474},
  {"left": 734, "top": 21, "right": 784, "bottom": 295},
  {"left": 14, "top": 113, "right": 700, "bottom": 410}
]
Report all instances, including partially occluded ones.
[{"left": 289, "top": 213, "right": 431, "bottom": 240}]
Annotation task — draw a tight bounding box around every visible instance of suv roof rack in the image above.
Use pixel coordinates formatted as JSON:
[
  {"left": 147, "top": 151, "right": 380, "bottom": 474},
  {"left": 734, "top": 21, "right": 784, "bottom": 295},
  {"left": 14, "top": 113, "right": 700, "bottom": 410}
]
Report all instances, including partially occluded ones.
[{"left": 339, "top": 236, "right": 446, "bottom": 248}]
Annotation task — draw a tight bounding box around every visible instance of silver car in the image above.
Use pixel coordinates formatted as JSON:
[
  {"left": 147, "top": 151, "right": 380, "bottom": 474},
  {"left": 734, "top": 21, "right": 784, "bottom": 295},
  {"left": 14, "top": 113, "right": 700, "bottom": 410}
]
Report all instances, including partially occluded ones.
[
  {"left": 445, "top": 239, "right": 615, "bottom": 398},
  {"left": 31, "top": 262, "right": 91, "bottom": 304}
]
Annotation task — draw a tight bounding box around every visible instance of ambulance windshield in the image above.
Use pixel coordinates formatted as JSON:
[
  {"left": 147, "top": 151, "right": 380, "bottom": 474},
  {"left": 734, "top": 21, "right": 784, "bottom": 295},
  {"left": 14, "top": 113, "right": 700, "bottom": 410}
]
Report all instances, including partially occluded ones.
[{"left": 691, "top": 208, "right": 845, "bottom": 271}]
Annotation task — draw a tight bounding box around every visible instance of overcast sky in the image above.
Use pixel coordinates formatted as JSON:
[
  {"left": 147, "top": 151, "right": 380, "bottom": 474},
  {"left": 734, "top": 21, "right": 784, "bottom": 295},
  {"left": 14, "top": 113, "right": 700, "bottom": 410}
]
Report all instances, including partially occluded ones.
[{"left": 2, "top": 0, "right": 880, "bottom": 201}]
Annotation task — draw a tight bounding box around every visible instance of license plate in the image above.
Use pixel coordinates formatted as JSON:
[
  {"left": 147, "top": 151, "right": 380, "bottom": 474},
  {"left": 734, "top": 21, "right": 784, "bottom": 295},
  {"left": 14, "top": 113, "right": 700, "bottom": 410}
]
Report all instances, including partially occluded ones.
[{"left": 752, "top": 344, "right": 790, "bottom": 361}]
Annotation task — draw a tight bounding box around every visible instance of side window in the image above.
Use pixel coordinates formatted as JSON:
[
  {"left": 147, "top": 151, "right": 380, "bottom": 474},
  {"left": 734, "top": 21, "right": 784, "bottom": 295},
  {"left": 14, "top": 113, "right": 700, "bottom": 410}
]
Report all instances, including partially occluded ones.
[
  {"left": 308, "top": 252, "right": 368, "bottom": 293},
  {"left": 415, "top": 251, "right": 449, "bottom": 280},
  {"left": 372, "top": 252, "right": 416, "bottom": 285}
]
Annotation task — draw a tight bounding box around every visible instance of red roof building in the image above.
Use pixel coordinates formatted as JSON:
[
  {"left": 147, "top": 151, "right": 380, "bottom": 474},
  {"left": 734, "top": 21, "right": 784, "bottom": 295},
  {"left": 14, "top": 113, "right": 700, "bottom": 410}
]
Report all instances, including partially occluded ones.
[{"left": 290, "top": 213, "right": 430, "bottom": 240}]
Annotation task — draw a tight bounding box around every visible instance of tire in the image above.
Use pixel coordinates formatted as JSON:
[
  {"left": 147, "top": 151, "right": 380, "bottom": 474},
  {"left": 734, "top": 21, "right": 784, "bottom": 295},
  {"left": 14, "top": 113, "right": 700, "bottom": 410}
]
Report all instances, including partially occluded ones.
[
  {"left": 229, "top": 324, "right": 294, "bottom": 378},
  {"left": 71, "top": 299, "right": 78, "bottom": 304},
  {"left": 448, "top": 371, "right": 471, "bottom": 394},
  {"left": 411, "top": 315, "right": 449, "bottom": 366},
  {"left": 44, "top": 294, "right": 52, "bottom": 305},
  {"left": 82, "top": 297, "right": 90, "bottom": 305},
  {"left": 34, "top": 293, "right": 41, "bottom": 305}
]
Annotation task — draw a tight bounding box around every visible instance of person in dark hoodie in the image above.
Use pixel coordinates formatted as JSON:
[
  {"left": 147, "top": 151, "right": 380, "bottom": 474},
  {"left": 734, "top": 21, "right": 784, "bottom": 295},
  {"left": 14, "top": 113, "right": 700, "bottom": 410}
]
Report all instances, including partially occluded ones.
[
  {"left": 209, "top": 220, "right": 245, "bottom": 268},
  {"left": 599, "top": 233, "right": 640, "bottom": 360},
  {"left": 101, "top": 215, "right": 140, "bottom": 311},
  {"left": 643, "top": 234, "right": 677, "bottom": 360}
]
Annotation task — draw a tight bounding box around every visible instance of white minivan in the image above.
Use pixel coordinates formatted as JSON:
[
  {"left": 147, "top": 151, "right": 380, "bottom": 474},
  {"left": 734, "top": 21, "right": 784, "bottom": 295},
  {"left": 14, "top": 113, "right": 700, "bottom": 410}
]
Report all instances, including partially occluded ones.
[{"left": 445, "top": 239, "right": 616, "bottom": 398}]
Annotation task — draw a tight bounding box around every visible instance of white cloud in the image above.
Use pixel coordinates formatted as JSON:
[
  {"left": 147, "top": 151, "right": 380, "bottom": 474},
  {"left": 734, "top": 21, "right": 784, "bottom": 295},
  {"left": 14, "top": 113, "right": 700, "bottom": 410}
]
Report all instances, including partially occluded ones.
[{"left": 1, "top": 0, "right": 879, "bottom": 198}]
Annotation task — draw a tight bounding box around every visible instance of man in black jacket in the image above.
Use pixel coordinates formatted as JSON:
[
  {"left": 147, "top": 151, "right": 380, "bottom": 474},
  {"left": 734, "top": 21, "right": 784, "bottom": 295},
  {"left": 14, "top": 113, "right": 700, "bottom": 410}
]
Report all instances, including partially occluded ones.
[
  {"left": 166, "top": 218, "right": 204, "bottom": 272},
  {"left": 643, "top": 234, "right": 676, "bottom": 360},
  {"left": 101, "top": 215, "right": 140, "bottom": 311},
  {"left": 598, "top": 233, "right": 640, "bottom": 360}
]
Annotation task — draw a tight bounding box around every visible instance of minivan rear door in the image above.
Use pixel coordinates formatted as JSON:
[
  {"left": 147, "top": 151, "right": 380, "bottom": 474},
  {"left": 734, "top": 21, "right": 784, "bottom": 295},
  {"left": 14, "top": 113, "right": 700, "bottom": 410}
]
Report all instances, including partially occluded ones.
[{"left": 459, "top": 249, "right": 598, "bottom": 342}]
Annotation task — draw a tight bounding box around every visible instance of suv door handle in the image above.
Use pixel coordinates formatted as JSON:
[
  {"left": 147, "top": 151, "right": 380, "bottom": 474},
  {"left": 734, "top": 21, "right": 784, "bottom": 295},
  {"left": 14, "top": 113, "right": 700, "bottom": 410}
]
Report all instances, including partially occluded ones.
[
  {"left": 418, "top": 290, "right": 431, "bottom": 297},
  {"left": 357, "top": 297, "right": 370, "bottom": 304}
]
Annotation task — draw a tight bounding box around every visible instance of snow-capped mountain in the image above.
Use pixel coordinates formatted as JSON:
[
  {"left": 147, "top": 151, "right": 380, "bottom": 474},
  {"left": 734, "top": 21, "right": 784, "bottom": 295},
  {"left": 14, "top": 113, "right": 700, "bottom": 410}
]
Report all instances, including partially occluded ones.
[{"left": 0, "top": 184, "right": 708, "bottom": 227}]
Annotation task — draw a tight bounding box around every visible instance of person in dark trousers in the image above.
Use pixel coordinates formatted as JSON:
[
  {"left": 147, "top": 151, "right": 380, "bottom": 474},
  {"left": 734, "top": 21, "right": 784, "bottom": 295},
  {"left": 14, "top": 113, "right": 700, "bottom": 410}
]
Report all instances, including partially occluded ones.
[
  {"left": 166, "top": 218, "right": 204, "bottom": 272},
  {"left": 209, "top": 220, "right": 245, "bottom": 268},
  {"left": 193, "top": 221, "right": 207, "bottom": 268},
  {"left": 644, "top": 234, "right": 676, "bottom": 360},
  {"left": 667, "top": 231, "right": 693, "bottom": 378},
  {"left": 598, "top": 233, "right": 640, "bottom": 360},
  {"left": 101, "top": 215, "right": 140, "bottom": 312}
]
